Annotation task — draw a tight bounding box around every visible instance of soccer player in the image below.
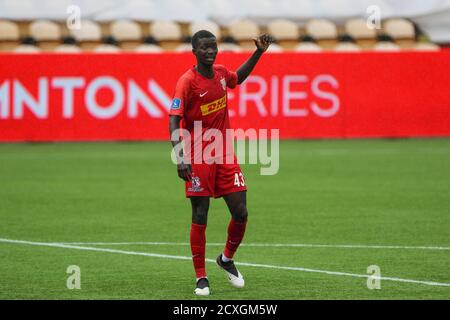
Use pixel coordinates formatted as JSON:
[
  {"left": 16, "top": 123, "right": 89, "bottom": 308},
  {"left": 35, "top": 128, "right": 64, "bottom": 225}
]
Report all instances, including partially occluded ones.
[{"left": 169, "top": 30, "right": 272, "bottom": 296}]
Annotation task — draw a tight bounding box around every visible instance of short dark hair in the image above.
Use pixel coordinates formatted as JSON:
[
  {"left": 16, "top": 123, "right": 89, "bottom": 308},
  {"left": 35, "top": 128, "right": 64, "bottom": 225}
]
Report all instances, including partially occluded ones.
[{"left": 191, "top": 30, "right": 216, "bottom": 49}]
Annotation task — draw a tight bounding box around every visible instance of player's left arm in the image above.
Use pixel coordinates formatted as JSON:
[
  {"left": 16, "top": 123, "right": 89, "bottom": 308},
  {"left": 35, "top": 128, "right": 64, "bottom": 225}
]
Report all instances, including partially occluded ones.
[{"left": 236, "top": 34, "right": 273, "bottom": 85}]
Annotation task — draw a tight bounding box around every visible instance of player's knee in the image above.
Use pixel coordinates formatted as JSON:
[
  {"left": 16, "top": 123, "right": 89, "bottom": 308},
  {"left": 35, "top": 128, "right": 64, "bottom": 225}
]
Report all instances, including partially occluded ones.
[
  {"left": 192, "top": 209, "right": 208, "bottom": 225},
  {"left": 232, "top": 204, "right": 248, "bottom": 222},
  {"left": 190, "top": 197, "right": 209, "bottom": 224},
  {"left": 191, "top": 204, "right": 208, "bottom": 224}
]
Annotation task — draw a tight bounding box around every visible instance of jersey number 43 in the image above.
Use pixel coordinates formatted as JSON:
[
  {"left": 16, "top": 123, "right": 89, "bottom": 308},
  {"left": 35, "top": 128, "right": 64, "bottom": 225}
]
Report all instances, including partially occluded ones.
[{"left": 234, "top": 172, "right": 246, "bottom": 187}]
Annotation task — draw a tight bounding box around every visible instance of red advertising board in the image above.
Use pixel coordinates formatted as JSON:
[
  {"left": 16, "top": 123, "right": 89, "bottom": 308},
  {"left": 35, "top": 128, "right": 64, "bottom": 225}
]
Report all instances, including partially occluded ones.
[{"left": 0, "top": 52, "right": 449, "bottom": 141}]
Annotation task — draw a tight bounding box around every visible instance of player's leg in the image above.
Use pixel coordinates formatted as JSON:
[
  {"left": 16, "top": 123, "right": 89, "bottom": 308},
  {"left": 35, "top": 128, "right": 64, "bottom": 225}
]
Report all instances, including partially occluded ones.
[
  {"left": 218, "top": 191, "right": 248, "bottom": 289},
  {"left": 216, "top": 165, "right": 248, "bottom": 259},
  {"left": 186, "top": 162, "right": 214, "bottom": 295},
  {"left": 191, "top": 195, "right": 210, "bottom": 224},
  {"left": 223, "top": 190, "right": 248, "bottom": 258},
  {"left": 213, "top": 160, "right": 247, "bottom": 288},
  {"left": 224, "top": 190, "right": 248, "bottom": 221},
  {"left": 190, "top": 196, "right": 210, "bottom": 295}
]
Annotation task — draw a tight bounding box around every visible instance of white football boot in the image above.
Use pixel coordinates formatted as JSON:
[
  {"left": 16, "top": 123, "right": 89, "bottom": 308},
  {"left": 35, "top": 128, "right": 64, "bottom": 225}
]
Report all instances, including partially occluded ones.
[
  {"left": 194, "top": 277, "right": 210, "bottom": 296},
  {"left": 216, "top": 254, "right": 245, "bottom": 288}
]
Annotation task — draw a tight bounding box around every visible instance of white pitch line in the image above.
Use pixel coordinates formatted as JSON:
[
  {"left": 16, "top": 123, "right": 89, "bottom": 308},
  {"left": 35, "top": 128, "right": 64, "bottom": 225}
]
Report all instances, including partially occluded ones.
[
  {"left": 0, "top": 238, "right": 193, "bottom": 261},
  {"left": 1, "top": 237, "right": 450, "bottom": 288},
  {"left": 58, "top": 241, "right": 450, "bottom": 251}
]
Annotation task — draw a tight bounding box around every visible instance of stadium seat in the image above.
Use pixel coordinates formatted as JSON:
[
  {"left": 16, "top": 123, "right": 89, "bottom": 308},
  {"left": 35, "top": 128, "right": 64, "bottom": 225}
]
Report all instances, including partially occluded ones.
[
  {"left": 345, "top": 18, "right": 377, "bottom": 49},
  {"left": 333, "top": 34, "right": 361, "bottom": 52},
  {"left": 373, "top": 42, "right": 401, "bottom": 51},
  {"left": 295, "top": 42, "right": 323, "bottom": 52},
  {"left": 305, "top": 19, "right": 338, "bottom": 49},
  {"left": 175, "top": 39, "right": 192, "bottom": 52},
  {"left": 334, "top": 42, "right": 361, "bottom": 52},
  {"left": 0, "top": 16, "right": 439, "bottom": 54},
  {"left": 14, "top": 37, "right": 41, "bottom": 53},
  {"left": 373, "top": 34, "right": 401, "bottom": 51},
  {"left": 54, "top": 44, "right": 82, "bottom": 53},
  {"left": 267, "top": 19, "right": 299, "bottom": 50},
  {"left": 149, "top": 21, "right": 182, "bottom": 51},
  {"left": 218, "top": 36, "right": 242, "bottom": 52},
  {"left": 70, "top": 20, "right": 102, "bottom": 51},
  {"left": 134, "top": 43, "right": 163, "bottom": 53},
  {"left": 94, "top": 36, "right": 121, "bottom": 53},
  {"left": 14, "top": 45, "right": 41, "bottom": 53},
  {"left": 54, "top": 36, "right": 81, "bottom": 53},
  {"left": 384, "top": 18, "right": 416, "bottom": 49},
  {"left": 29, "top": 20, "right": 61, "bottom": 51},
  {"left": 134, "top": 35, "right": 163, "bottom": 53},
  {"left": 94, "top": 44, "right": 121, "bottom": 53},
  {"left": 110, "top": 20, "right": 142, "bottom": 50},
  {"left": 189, "top": 20, "right": 221, "bottom": 39},
  {"left": 228, "top": 19, "right": 260, "bottom": 50},
  {"left": 218, "top": 43, "right": 242, "bottom": 52},
  {"left": 294, "top": 35, "right": 323, "bottom": 52},
  {"left": 413, "top": 42, "right": 440, "bottom": 51},
  {"left": 0, "top": 20, "right": 20, "bottom": 51},
  {"left": 266, "top": 43, "right": 284, "bottom": 52}
]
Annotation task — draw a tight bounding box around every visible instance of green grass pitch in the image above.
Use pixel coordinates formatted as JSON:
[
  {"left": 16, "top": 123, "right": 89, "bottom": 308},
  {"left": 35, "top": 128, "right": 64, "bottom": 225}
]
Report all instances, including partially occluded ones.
[{"left": 1, "top": 139, "right": 449, "bottom": 299}]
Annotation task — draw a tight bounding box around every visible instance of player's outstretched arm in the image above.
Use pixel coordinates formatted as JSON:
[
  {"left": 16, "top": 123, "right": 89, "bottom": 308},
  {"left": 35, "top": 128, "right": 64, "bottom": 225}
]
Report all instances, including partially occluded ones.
[
  {"left": 169, "top": 115, "right": 192, "bottom": 181},
  {"left": 236, "top": 34, "right": 273, "bottom": 84}
]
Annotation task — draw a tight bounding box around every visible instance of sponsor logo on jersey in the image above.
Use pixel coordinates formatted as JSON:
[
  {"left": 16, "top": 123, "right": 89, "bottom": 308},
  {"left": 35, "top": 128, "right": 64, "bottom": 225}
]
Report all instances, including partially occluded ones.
[
  {"left": 200, "top": 95, "right": 227, "bottom": 116},
  {"left": 171, "top": 98, "right": 181, "bottom": 110}
]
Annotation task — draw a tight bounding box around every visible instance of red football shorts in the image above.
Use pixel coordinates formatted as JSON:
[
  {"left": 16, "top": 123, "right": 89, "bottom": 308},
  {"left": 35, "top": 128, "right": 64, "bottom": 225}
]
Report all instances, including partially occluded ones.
[{"left": 186, "top": 157, "right": 247, "bottom": 198}]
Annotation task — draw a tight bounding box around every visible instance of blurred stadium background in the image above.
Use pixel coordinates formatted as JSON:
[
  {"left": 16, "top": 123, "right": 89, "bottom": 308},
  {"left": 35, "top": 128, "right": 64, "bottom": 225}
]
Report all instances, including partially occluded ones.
[
  {"left": 1, "top": 0, "right": 450, "bottom": 300},
  {"left": 1, "top": 0, "right": 450, "bottom": 52}
]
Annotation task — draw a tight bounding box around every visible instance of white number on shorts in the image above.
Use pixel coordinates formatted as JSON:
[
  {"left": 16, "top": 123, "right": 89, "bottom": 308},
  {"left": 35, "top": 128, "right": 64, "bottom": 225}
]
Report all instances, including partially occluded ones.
[{"left": 234, "top": 172, "right": 245, "bottom": 187}]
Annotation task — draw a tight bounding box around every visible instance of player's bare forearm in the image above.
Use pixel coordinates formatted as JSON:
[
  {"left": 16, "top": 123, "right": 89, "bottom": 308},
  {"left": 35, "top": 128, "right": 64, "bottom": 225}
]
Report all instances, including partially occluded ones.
[
  {"left": 169, "top": 115, "right": 182, "bottom": 150},
  {"left": 236, "top": 49, "right": 264, "bottom": 84},
  {"left": 169, "top": 115, "right": 192, "bottom": 181},
  {"left": 236, "top": 34, "right": 273, "bottom": 84}
]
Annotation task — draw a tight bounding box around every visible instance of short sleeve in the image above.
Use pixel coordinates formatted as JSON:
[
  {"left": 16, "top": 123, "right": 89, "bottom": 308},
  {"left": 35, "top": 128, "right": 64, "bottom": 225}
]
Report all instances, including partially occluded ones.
[
  {"left": 169, "top": 75, "right": 190, "bottom": 117},
  {"left": 226, "top": 69, "right": 238, "bottom": 89}
]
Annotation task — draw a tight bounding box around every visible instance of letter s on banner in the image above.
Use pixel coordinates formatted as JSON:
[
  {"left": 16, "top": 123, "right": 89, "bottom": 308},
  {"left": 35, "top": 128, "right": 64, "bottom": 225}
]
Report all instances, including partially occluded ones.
[{"left": 311, "top": 74, "right": 340, "bottom": 117}]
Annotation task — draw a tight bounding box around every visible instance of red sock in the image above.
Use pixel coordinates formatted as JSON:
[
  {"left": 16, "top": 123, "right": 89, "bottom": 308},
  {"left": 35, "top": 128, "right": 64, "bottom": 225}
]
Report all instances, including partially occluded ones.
[
  {"left": 223, "top": 219, "right": 247, "bottom": 259},
  {"left": 190, "top": 223, "right": 207, "bottom": 279}
]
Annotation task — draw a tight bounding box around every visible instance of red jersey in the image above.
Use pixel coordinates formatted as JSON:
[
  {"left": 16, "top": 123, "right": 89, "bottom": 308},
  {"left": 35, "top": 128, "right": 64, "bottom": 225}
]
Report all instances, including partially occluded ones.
[{"left": 169, "top": 65, "right": 238, "bottom": 163}]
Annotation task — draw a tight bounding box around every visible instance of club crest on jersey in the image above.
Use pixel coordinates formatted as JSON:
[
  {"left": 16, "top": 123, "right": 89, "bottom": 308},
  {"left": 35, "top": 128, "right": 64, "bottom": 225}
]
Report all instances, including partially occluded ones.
[
  {"left": 188, "top": 176, "right": 204, "bottom": 192},
  {"left": 171, "top": 98, "right": 181, "bottom": 110},
  {"left": 220, "top": 77, "right": 226, "bottom": 91}
]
